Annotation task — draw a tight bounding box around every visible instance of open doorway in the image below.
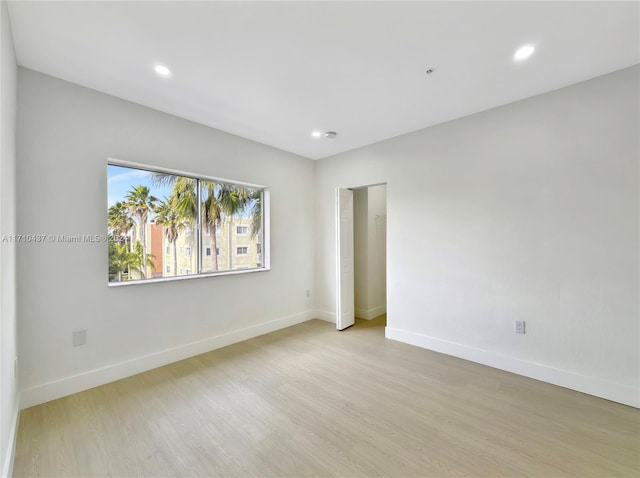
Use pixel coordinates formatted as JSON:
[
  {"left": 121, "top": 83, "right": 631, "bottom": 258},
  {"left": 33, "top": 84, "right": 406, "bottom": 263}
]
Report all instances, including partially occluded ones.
[{"left": 336, "top": 184, "right": 386, "bottom": 332}]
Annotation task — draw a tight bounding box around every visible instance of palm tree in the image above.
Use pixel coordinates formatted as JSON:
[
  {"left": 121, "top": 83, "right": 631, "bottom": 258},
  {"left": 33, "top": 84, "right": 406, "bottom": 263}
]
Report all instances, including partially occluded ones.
[
  {"left": 247, "top": 190, "right": 262, "bottom": 239},
  {"left": 108, "top": 241, "right": 154, "bottom": 281},
  {"left": 109, "top": 242, "right": 129, "bottom": 282},
  {"left": 130, "top": 241, "right": 155, "bottom": 279},
  {"left": 201, "top": 182, "right": 252, "bottom": 270},
  {"left": 125, "top": 185, "right": 157, "bottom": 277},
  {"left": 152, "top": 174, "right": 256, "bottom": 271},
  {"left": 108, "top": 201, "right": 134, "bottom": 245},
  {"left": 153, "top": 196, "right": 187, "bottom": 276}
]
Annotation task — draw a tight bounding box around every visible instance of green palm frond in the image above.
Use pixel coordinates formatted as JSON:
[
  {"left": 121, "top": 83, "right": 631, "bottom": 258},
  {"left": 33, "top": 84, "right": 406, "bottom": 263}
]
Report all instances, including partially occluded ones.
[{"left": 108, "top": 201, "right": 134, "bottom": 242}]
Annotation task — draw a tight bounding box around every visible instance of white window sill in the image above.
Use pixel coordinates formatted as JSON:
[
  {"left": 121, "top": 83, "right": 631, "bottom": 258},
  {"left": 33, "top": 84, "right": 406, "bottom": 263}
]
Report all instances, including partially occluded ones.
[{"left": 108, "top": 266, "right": 270, "bottom": 287}]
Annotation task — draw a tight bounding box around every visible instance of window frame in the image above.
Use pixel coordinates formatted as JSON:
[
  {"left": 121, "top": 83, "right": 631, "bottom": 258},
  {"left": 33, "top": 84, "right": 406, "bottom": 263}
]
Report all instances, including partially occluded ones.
[{"left": 107, "top": 158, "right": 270, "bottom": 287}]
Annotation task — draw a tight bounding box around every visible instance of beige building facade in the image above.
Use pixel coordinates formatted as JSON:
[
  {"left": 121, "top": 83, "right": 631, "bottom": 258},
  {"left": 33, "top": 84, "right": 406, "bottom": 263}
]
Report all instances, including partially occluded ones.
[{"left": 131, "top": 216, "right": 262, "bottom": 279}]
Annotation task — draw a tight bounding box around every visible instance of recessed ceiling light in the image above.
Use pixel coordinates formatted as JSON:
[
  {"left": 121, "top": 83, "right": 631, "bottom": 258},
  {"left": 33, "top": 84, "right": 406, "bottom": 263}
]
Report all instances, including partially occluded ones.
[
  {"left": 311, "top": 131, "right": 322, "bottom": 138},
  {"left": 425, "top": 67, "right": 436, "bottom": 75},
  {"left": 514, "top": 44, "right": 535, "bottom": 61},
  {"left": 325, "top": 131, "right": 338, "bottom": 139},
  {"left": 154, "top": 65, "right": 172, "bottom": 77}
]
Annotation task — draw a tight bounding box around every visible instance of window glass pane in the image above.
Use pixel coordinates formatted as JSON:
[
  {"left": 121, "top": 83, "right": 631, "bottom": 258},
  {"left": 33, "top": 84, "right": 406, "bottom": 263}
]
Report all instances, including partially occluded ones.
[
  {"left": 108, "top": 165, "right": 198, "bottom": 282},
  {"left": 108, "top": 163, "right": 265, "bottom": 283},
  {"left": 200, "top": 181, "right": 263, "bottom": 273}
]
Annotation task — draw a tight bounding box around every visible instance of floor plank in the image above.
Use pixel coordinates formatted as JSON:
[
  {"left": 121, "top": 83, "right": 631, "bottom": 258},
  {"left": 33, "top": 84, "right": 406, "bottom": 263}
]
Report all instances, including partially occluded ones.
[{"left": 13, "top": 316, "right": 640, "bottom": 477}]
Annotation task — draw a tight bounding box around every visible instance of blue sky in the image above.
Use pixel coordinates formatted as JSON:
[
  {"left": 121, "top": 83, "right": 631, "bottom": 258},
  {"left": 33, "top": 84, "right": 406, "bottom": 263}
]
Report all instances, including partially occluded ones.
[
  {"left": 107, "top": 165, "right": 258, "bottom": 219},
  {"left": 107, "top": 165, "right": 173, "bottom": 209}
]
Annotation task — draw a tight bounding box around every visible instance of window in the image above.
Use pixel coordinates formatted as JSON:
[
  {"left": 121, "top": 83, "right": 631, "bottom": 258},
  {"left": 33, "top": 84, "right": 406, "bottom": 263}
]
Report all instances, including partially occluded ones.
[{"left": 107, "top": 161, "right": 268, "bottom": 284}]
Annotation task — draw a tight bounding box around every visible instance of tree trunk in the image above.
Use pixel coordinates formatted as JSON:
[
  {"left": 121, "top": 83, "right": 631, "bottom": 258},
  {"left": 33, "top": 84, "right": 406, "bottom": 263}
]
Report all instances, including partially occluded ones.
[
  {"left": 140, "top": 220, "right": 147, "bottom": 278},
  {"left": 210, "top": 226, "right": 218, "bottom": 270},
  {"left": 173, "top": 240, "right": 178, "bottom": 276}
]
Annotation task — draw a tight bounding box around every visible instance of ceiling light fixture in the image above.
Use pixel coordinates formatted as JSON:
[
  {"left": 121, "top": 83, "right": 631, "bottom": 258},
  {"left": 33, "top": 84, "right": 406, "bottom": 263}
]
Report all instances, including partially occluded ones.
[
  {"left": 311, "top": 131, "right": 322, "bottom": 138},
  {"left": 325, "top": 131, "right": 338, "bottom": 139},
  {"left": 154, "top": 64, "right": 172, "bottom": 77},
  {"left": 514, "top": 44, "right": 535, "bottom": 61},
  {"left": 425, "top": 67, "right": 436, "bottom": 75}
]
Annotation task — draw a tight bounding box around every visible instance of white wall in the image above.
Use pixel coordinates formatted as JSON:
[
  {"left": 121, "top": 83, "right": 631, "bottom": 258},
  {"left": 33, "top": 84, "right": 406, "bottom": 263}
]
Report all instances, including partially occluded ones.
[
  {"left": 366, "top": 184, "right": 386, "bottom": 318},
  {"left": 17, "top": 68, "right": 316, "bottom": 407},
  {"left": 353, "top": 187, "right": 368, "bottom": 315},
  {"left": 315, "top": 66, "right": 639, "bottom": 407},
  {"left": 353, "top": 185, "right": 386, "bottom": 319},
  {"left": 0, "top": 1, "right": 18, "bottom": 475}
]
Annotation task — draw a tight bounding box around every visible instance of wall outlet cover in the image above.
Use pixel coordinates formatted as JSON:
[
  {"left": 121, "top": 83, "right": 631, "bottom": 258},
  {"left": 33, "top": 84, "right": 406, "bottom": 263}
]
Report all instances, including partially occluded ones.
[{"left": 73, "top": 329, "right": 87, "bottom": 346}]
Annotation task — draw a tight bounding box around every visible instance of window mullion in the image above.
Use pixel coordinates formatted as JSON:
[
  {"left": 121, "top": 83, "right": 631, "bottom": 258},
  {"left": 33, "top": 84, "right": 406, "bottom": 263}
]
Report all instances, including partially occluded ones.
[{"left": 197, "top": 179, "right": 202, "bottom": 274}]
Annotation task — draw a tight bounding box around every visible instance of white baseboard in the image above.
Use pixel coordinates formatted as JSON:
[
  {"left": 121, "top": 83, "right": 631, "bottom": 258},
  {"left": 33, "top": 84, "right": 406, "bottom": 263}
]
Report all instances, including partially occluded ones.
[
  {"left": 386, "top": 326, "right": 639, "bottom": 409},
  {"left": 315, "top": 307, "right": 386, "bottom": 323},
  {"left": 314, "top": 309, "right": 336, "bottom": 323},
  {"left": 355, "top": 304, "right": 386, "bottom": 320},
  {"left": 1, "top": 396, "right": 20, "bottom": 478},
  {"left": 21, "top": 311, "right": 316, "bottom": 409}
]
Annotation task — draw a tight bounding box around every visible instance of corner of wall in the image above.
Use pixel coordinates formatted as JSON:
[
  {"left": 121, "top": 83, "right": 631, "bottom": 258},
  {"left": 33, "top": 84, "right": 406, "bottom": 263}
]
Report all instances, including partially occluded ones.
[
  {"left": 1, "top": 0, "right": 20, "bottom": 475},
  {"left": 1, "top": 397, "right": 20, "bottom": 478},
  {"left": 314, "top": 309, "right": 336, "bottom": 323}
]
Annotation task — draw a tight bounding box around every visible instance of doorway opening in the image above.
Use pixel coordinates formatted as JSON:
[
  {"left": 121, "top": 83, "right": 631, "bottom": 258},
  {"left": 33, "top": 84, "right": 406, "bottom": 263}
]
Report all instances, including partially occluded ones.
[{"left": 336, "top": 184, "right": 387, "bottom": 332}]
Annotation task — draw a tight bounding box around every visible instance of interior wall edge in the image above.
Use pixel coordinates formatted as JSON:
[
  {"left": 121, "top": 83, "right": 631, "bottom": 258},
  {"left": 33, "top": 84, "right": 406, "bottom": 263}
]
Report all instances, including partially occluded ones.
[
  {"left": 0, "top": 398, "right": 19, "bottom": 478},
  {"left": 314, "top": 310, "right": 336, "bottom": 323},
  {"left": 20, "top": 311, "right": 316, "bottom": 409},
  {"left": 386, "top": 326, "right": 639, "bottom": 408},
  {"left": 355, "top": 305, "right": 387, "bottom": 320}
]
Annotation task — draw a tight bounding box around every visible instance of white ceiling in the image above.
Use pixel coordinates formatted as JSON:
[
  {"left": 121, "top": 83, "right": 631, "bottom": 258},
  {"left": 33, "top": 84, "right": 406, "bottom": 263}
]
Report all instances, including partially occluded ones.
[{"left": 7, "top": 1, "right": 640, "bottom": 160}]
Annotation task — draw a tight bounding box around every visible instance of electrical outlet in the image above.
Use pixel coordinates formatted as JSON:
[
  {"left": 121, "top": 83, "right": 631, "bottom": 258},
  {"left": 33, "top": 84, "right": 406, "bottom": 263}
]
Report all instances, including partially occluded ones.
[
  {"left": 515, "top": 320, "right": 526, "bottom": 334},
  {"left": 73, "top": 329, "right": 87, "bottom": 346}
]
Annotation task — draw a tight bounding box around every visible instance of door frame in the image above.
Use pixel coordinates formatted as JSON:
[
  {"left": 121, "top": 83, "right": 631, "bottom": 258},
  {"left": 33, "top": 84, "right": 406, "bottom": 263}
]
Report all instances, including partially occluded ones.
[{"left": 335, "top": 182, "right": 387, "bottom": 330}]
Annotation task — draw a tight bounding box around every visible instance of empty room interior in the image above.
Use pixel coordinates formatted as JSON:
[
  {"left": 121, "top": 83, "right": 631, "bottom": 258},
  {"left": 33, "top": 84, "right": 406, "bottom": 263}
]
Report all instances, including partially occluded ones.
[{"left": 0, "top": 1, "right": 639, "bottom": 477}]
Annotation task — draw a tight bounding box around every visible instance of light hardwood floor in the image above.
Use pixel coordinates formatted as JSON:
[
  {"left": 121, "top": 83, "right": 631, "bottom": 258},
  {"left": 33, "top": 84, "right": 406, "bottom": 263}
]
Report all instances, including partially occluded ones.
[{"left": 13, "top": 316, "right": 640, "bottom": 477}]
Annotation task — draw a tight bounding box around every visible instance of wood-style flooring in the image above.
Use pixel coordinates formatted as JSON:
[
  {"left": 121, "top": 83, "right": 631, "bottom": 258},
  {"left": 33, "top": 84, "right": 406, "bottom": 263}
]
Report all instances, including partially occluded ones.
[{"left": 12, "top": 316, "right": 640, "bottom": 477}]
